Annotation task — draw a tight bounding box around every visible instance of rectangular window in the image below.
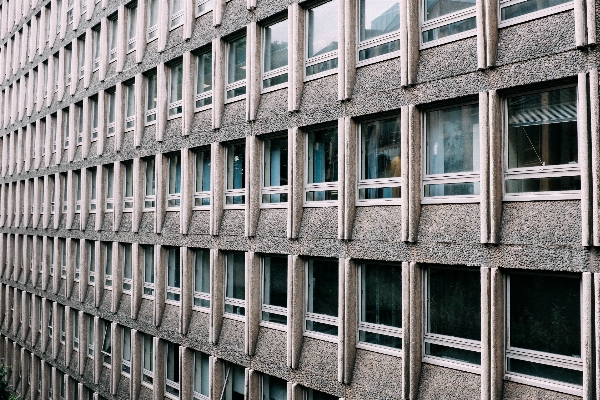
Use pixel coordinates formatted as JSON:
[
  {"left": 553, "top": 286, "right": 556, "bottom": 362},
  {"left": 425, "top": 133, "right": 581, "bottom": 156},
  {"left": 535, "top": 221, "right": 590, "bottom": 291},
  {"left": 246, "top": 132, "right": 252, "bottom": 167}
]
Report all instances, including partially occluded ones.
[
  {"left": 166, "top": 247, "right": 181, "bottom": 303},
  {"left": 143, "top": 245, "right": 155, "bottom": 297},
  {"left": 194, "top": 149, "right": 211, "bottom": 208},
  {"left": 121, "top": 327, "right": 131, "bottom": 375},
  {"left": 63, "top": 109, "right": 70, "bottom": 149},
  {"left": 421, "top": 0, "right": 476, "bottom": 47},
  {"left": 77, "top": 105, "right": 84, "bottom": 144},
  {"left": 225, "top": 142, "right": 245, "bottom": 206},
  {"left": 424, "top": 265, "right": 481, "bottom": 371},
  {"left": 52, "top": 117, "right": 57, "bottom": 153},
  {"left": 262, "top": 19, "right": 288, "bottom": 90},
  {"left": 165, "top": 342, "right": 180, "bottom": 399},
  {"left": 193, "top": 249, "right": 210, "bottom": 309},
  {"left": 89, "top": 168, "right": 97, "bottom": 211},
  {"left": 170, "top": 0, "right": 184, "bottom": 29},
  {"left": 67, "top": 0, "right": 74, "bottom": 24},
  {"left": 48, "top": 304, "right": 53, "bottom": 337},
  {"left": 54, "top": 55, "right": 60, "bottom": 92},
  {"left": 142, "top": 334, "right": 154, "bottom": 386},
  {"left": 358, "top": 116, "right": 402, "bottom": 203},
  {"left": 109, "top": 16, "right": 118, "bottom": 62},
  {"left": 167, "top": 153, "right": 182, "bottom": 209},
  {"left": 107, "top": 90, "right": 116, "bottom": 136},
  {"left": 195, "top": 51, "right": 213, "bottom": 109},
  {"left": 144, "top": 158, "right": 156, "bottom": 209},
  {"left": 91, "top": 97, "right": 99, "bottom": 140},
  {"left": 127, "top": 6, "right": 137, "bottom": 52},
  {"left": 104, "top": 242, "right": 113, "bottom": 288},
  {"left": 262, "top": 374, "right": 287, "bottom": 400},
  {"left": 146, "top": 73, "right": 158, "bottom": 123},
  {"left": 193, "top": 351, "right": 210, "bottom": 400},
  {"left": 196, "top": 0, "right": 213, "bottom": 16},
  {"left": 262, "top": 135, "right": 288, "bottom": 206},
  {"left": 147, "top": 0, "right": 159, "bottom": 40},
  {"left": 65, "top": 47, "right": 72, "bottom": 86},
  {"left": 262, "top": 255, "right": 287, "bottom": 327},
  {"left": 224, "top": 252, "right": 245, "bottom": 318},
  {"left": 106, "top": 165, "right": 114, "bottom": 210},
  {"left": 504, "top": 86, "right": 579, "bottom": 200},
  {"left": 125, "top": 83, "right": 135, "bottom": 130},
  {"left": 87, "top": 317, "right": 94, "bottom": 357},
  {"left": 78, "top": 38, "right": 85, "bottom": 78},
  {"left": 305, "top": 258, "right": 338, "bottom": 338},
  {"left": 358, "top": 0, "right": 400, "bottom": 63},
  {"left": 101, "top": 321, "right": 112, "bottom": 366},
  {"left": 358, "top": 263, "right": 402, "bottom": 353},
  {"left": 74, "top": 240, "right": 80, "bottom": 281},
  {"left": 122, "top": 243, "right": 132, "bottom": 293},
  {"left": 506, "top": 271, "right": 582, "bottom": 394},
  {"left": 123, "top": 162, "right": 134, "bottom": 211},
  {"left": 73, "top": 312, "right": 79, "bottom": 349},
  {"left": 92, "top": 26, "right": 100, "bottom": 71},
  {"left": 223, "top": 363, "right": 245, "bottom": 400},
  {"left": 75, "top": 171, "right": 82, "bottom": 211},
  {"left": 500, "top": 0, "right": 572, "bottom": 25},
  {"left": 168, "top": 62, "right": 183, "bottom": 117},
  {"left": 305, "top": 0, "right": 338, "bottom": 78},
  {"left": 88, "top": 241, "right": 96, "bottom": 284},
  {"left": 61, "top": 238, "right": 67, "bottom": 277},
  {"left": 60, "top": 306, "right": 66, "bottom": 343},
  {"left": 305, "top": 127, "right": 338, "bottom": 204},
  {"left": 226, "top": 35, "right": 247, "bottom": 101}
]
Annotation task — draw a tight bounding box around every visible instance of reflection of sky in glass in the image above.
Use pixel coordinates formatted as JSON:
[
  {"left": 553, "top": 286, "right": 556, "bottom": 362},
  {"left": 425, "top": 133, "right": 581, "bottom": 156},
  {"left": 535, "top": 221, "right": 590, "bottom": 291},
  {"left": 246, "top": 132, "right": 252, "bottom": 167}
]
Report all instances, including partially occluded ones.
[
  {"left": 264, "top": 20, "right": 288, "bottom": 72},
  {"left": 308, "top": 0, "right": 338, "bottom": 58},
  {"left": 425, "top": 0, "right": 475, "bottom": 20},
  {"left": 360, "top": 0, "right": 400, "bottom": 42}
]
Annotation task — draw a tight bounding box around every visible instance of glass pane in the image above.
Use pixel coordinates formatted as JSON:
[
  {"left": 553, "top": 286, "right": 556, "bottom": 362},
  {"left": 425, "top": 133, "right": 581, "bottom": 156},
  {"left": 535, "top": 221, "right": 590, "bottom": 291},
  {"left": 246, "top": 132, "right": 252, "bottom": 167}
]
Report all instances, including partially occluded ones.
[
  {"left": 501, "top": 0, "right": 571, "bottom": 20},
  {"left": 425, "top": 0, "right": 475, "bottom": 20},
  {"left": 170, "top": 63, "right": 183, "bottom": 104},
  {"left": 305, "top": 389, "right": 337, "bottom": 400},
  {"left": 359, "top": 39, "right": 400, "bottom": 61},
  {"left": 127, "top": 7, "right": 137, "bottom": 40},
  {"left": 422, "top": 17, "right": 476, "bottom": 43},
  {"left": 263, "top": 20, "right": 288, "bottom": 72},
  {"left": 361, "top": 117, "right": 401, "bottom": 181},
  {"left": 262, "top": 375, "right": 287, "bottom": 400},
  {"left": 305, "top": 320, "right": 337, "bottom": 335},
  {"left": 506, "top": 176, "right": 581, "bottom": 193},
  {"left": 263, "top": 256, "right": 287, "bottom": 308},
  {"left": 424, "top": 182, "right": 480, "bottom": 197},
  {"left": 197, "top": 52, "right": 212, "bottom": 95},
  {"left": 126, "top": 85, "right": 135, "bottom": 118},
  {"left": 359, "top": 187, "right": 400, "bottom": 200},
  {"left": 359, "top": 0, "right": 400, "bottom": 41},
  {"left": 106, "top": 166, "right": 114, "bottom": 198},
  {"left": 144, "top": 246, "right": 154, "bottom": 284},
  {"left": 361, "top": 263, "right": 401, "bottom": 328},
  {"left": 148, "top": 0, "right": 158, "bottom": 27},
  {"left": 307, "top": 128, "right": 338, "bottom": 184},
  {"left": 263, "top": 74, "right": 288, "bottom": 89},
  {"left": 193, "top": 352, "right": 209, "bottom": 396},
  {"left": 227, "top": 143, "right": 245, "bottom": 190},
  {"left": 509, "top": 272, "right": 580, "bottom": 357},
  {"left": 262, "top": 312, "right": 287, "bottom": 325},
  {"left": 507, "top": 358, "right": 582, "bottom": 385},
  {"left": 226, "top": 253, "right": 245, "bottom": 300},
  {"left": 123, "top": 244, "right": 132, "bottom": 279},
  {"left": 307, "top": 259, "right": 338, "bottom": 317},
  {"left": 145, "top": 158, "right": 156, "bottom": 196},
  {"left": 105, "top": 243, "right": 113, "bottom": 275},
  {"left": 167, "top": 248, "right": 181, "bottom": 289},
  {"left": 108, "top": 92, "right": 116, "bottom": 124},
  {"left": 426, "top": 103, "right": 480, "bottom": 175},
  {"left": 227, "top": 36, "right": 247, "bottom": 84},
  {"left": 168, "top": 154, "right": 181, "bottom": 195},
  {"left": 263, "top": 136, "right": 288, "bottom": 187},
  {"left": 307, "top": 0, "right": 338, "bottom": 58},
  {"left": 147, "top": 74, "right": 158, "bottom": 111},
  {"left": 427, "top": 266, "right": 480, "bottom": 341},
  {"left": 122, "top": 328, "right": 131, "bottom": 361},
  {"left": 125, "top": 163, "right": 133, "bottom": 197},
  {"left": 507, "top": 87, "right": 578, "bottom": 169},
  {"left": 425, "top": 343, "right": 481, "bottom": 365},
  {"left": 359, "top": 330, "right": 402, "bottom": 349},
  {"left": 166, "top": 343, "right": 179, "bottom": 382},
  {"left": 92, "top": 100, "right": 98, "bottom": 129},
  {"left": 194, "top": 249, "right": 210, "bottom": 294},
  {"left": 143, "top": 335, "right": 153, "bottom": 371},
  {"left": 109, "top": 19, "right": 117, "bottom": 51},
  {"left": 195, "top": 151, "right": 211, "bottom": 193}
]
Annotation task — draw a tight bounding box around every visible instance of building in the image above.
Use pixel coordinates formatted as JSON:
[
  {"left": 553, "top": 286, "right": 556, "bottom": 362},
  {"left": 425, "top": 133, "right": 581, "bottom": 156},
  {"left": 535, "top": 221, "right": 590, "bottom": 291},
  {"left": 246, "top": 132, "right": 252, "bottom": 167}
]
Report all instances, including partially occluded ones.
[{"left": 0, "top": 0, "right": 596, "bottom": 398}]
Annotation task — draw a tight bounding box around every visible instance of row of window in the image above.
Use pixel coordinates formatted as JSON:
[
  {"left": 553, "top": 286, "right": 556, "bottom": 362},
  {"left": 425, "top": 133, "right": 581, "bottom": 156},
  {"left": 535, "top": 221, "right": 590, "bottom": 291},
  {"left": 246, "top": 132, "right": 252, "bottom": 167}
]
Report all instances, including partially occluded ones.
[{"left": 1, "top": 244, "right": 586, "bottom": 396}]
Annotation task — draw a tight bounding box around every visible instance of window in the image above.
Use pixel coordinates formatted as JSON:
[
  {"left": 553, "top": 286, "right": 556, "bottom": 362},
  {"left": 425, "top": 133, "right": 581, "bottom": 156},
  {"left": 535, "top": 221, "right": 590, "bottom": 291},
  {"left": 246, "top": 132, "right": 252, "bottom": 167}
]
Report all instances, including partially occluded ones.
[
  {"left": 87, "top": 317, "right": 94, "bottom": 356},
  {"left": 125, "top": 83, "right": 135, "bottom": 130},
  {"left": 48, "top": 304, "right": 53, "bottom": 337},
  {"left": 92, "top": 26, "right": 100, "bottom": 71},
  {"left": 194, "top": 149, "right": 211, "bottom": 208},
  {"left": 305, "top": 127, "right": 338, "bottom": 204},
  {"left": 142, "top": 334, "right": 154, "bottom": 386},
  {"left": 104, "top": 242, "right": 113, "bottom": 288},
  {"left": 225, "top": 142, "right": 245, "bottom": 206},
  {"left": 226, "top": 35, "right": 247, "bottom": 100},
  {"left": 421, "top": 0, "right": 476, "bottom": 47},
  {"left": 195, "top": 51, "right": 212, "bottom": 109},
  {"left": 193, "top": 249, "right": 210, "bottom": 309},
  {"left": 60, "top": 306, "right": 66, "bottom": 343},
  {"left": 262, "top": 255, "right": 287, "bottom": 327},
  {"left": 65, "top": 46, "right": 72, "bottom": 86},
  {"left": 63, "top": 109, "right": 70, "bottom": 149},
  {"left": 357, "top": 117, "right": 402, "bottom": 203},
  {"left": 170, "top": 0, "right": 184, "bottom": 29},
  {"left": 123, "top": 243, "right": 132, "bottom": 292},
  {"left": 106, "top": 165, "right": 114, "bottom": 210},
  {"left": 78, "top": 38, "right": 85, "bottom": 78},
  {"left": 127, "top": 6, "right": 137, "bottom": 52},
  {"left": 101, "top": 321, "right": 112, "bottom": 366},
  {"left": 77, "top": 105, "right": 83, "bottom": 144},
  {"left": 305, "top": 258, "right": 338, "bottom": 337},
  {"left": 146, "top": 73, "right": 158, "bottom": 123},
  {"left": 262, "top": 135, "right": 288, "bottom": 206},
  {"left": 223, "top": 363, "right": 245, "bottom": 400},
  {"left": 73, "top": 312, "right": 79, "bottom": 349},
  {"left": 52, "top": 117, "right": 57, "bottom": 152},
  {"left": 121, "top": 327, "right": 131, "bottom": 375},
  {"left": 196, "top": 0, "right": 212, "bottom": 16},
  {"left": 123, "top": 162, "right": 133, "bottom": 211},
  {"left": 424, "top": 266, "right": 481, "bottom": 371},
  {"left": 358, "top": 263, "right": 402, "bottom": 353},
  {"left": 67, "top": 0, "right": 74, "bottom": 24},
  {"left": 91, "top": 97, "right": 99, "bottom": 140},
  {"left": 147, "top": 0, "right": 159, "bottom": 40},
  {"left": 59, "top": 371, "right": 65, "bottom": 399},
  {"left": 225, "top": 252, "right": 245, "bottom": 317},
  {"left": 165, "top": 342, "right": 180, "bottom": 399},
  {"left": 506, "top": 271, "right": 582, "bottom": 394},
  {"left": 61, "top": 238, "right": 67, "bottom": 277},
  {"left": 89, "top": 168, "right": 97, "bottom": 211},
  {"left": 168, "top": 62, "right": 183, "bottom": 117},
  {"left": 305, "top": 0, "right": 338, "bottom": 78},
  {"left": 74, "top": 240, "right": 80, "bottom": 281},
  {"left": 504, "top": 86, "right": 579, "bottom": 200},
  {"left": 262, "top": 19, "right": 288, "bottom": 90},
  {"left": 88, "top": 241, "right": 96, "bottom": 283},
  {"left": 143, "top": 245, "right": 155, "bottom": 297},
  {"left": 262, "top": 374, "right": 287, "bottom": 400},
  {"left": 166, "top": 247, "right": 181, "bottom": 303},
  {"left": 500, "top": 0, "right": 572, "bottom": 25},
  {"left": 75, "top": 171, "right": 82, "bottom": 211},
  {"left": 108, "top": 16, "right": 118, "bottom": 62},
  {"left": 107, "top": 90, "right": 116, "bottom": 136},
  {"left": 167, "top": 153, "right": 182, "bottom": 209},
  {"left": 424, "top": 102, "right": 480, "bottom": 202},
  {"left": 193, "top": 351, "right": 210, "bottom": 400},
  {"left": 358, "top": 0, "right": 400, "bottom": 64},
  {"left": 144, "top": 157, "right": 156, "bottom": 209}
]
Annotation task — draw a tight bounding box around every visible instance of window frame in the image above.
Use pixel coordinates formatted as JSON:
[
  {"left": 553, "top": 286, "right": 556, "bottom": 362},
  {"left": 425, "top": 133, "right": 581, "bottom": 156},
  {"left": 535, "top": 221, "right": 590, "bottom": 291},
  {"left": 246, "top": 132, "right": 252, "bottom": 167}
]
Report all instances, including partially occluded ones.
[
  {"left": 260, "top": 255, "right": 288, "bottom": 331},
  {"left": 192, "top": 249, "right": 211, "bottom": 311},
  {"left": 304, "top": 0, "right": 339, "bottom": 82},
  {"left": 225, "top": 34, "right": 248, "bottom": 103},
  {"left": 167, "top": 153, "right": 182, "bottom": 210},
  {"left": 193, "top": 148, "right": 211, "bottom": 210},
  {"left": 105, "top": 165, "right": 115, "bottom": 211},
  {"left": 261, "top": 16, "right": 289, "bottom": 93},
  {"left": 192, "top": 351, "right": 210, "bottom": 400},
  {"left": 121, "top": 326, "right": 132, "bottom": 376},
  {"left": 123, "top": 162, "right": 134, "bottom": 211},
  {"left": 195, "top": 0, "right": 212, "bottom": 17},
  {"left": 92, "top": 26, "right": 101, "bottom": 71},
  {"left": 260, "top": 133, "right": 289, "bottom": 209},
  {"left": 194, "top": 50, "right": 213, "bottom": 111},
  {"left": 89, "top": 168, "right": 97, "bottom": 212},
  {"left": 108, "top": 15, "right": 118, "bottom": 63},
  {"left": 144, "top": 157, "right": 157, "bottom": 210},
  {"left": 224, "top": 252, "right": 246, "bottom": 321},
  {"left": 303, "top": 126, "right": 339, "bottom": 207},
  {"left": 147, "top": 0, "right": 159, "bottom": 41},
  {"left": 168, "top": 61, "right": 184, "bottom": 118},
  {"left": 106, "top": 90, "right": 116, "bottom": 137},
  {"left": 224, "top": 142, "right": 246, "bottom": 209},
  {"left": 169, "top": 0, "right": 184, "bottom": 30},
  {"left": 101, "top": 321, "right": 112, "bottom": 367},
  {"left": 142, "top": 334, "right": 154, "bottom": 387},
  {"left": 356, "top": 0, "right": 401, "bottom": 67},
  {"left": 88, "top": 241, "right": 96, "bottom": 284},
  {"left": 145, "top": 72, "right": 158, "bottom": 125},
  {"left": 91, "top": 96, "right": 99, "bottom": 141},
  {"left": 142, "top": 245, "right": 155, "bottom": 299},
  {"left": 124, "top": 83, "right": 136, "bottom": 131},
  {"left": 498, "top": 0, "right": 574, "bottom": 28},
  {"left": 104, "top": 242, "right": 113, "bottom": 290},
  {"left": 165, "top": 247, "right": 181, "bottom": 304},
  {"left": 122, "top": 243, "right": 133, "bottom": 293},
  {"left": 304, "top": 258, "right": 339, "bottom": 342},
  {"left": 165, "top": 342, "right": 181, "bottom": 399},
  {"left": 126, "top": 5, "right": 137, "bottom": 53},
  {"left": 419, "top": 0, "right": 477, "bottom": 49}
]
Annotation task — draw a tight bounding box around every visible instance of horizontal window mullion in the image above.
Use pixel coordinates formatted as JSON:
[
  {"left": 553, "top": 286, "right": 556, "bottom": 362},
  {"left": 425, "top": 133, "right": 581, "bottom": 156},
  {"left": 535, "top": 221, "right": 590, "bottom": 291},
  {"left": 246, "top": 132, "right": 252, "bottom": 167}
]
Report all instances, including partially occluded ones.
[
  {"left": 263, "top": 66, "right": 288, "bottom": 79},
  {"left": 423, "top": 173, "right": 480, "bottom": 183},
  {"left": 226, "top": 80, "right": 246, "bottom": 90},
  {"left": 358, "top": 31, "right": 401, "bottom": 49},
  {"left": 505, "top": 167, "right": 580, "bottom": 178},
  {"left": 262, "top": 304, "right": 287, "bottom": 315},
  {"left": 196, "top": 91, "right": 213, "bottom": 100},
  {"left": 225, "top": 297, "right": 245, "bottom": 306},
  {"left": 506, "top": 347, "right": 583, "bottom": 369},
  {"left": 262, "top": 185, "right": 288, "bottom": 194},
  {"left": 358, "top": 321, "right": 402, "bottom": 337},
  {"left": 422, "top": 7, "right": 477, "bottom": 30},
  {"left": 306, "top": 312, "right": 338, "bottom": 325},
  {"left": 306, "top": 51, "right": 338, "bottom": 66},
  {"left": 225, "top": 188, "right": 246, "bottom": 196},
  {"left": 305, "top": 182, "right": 338, "bottom": 190},
  {"left": 357, "top": 178, "right": 403, "bottom": 189},
  {"left": 424, "top": 333, "right": 481, "bottom": 352}
]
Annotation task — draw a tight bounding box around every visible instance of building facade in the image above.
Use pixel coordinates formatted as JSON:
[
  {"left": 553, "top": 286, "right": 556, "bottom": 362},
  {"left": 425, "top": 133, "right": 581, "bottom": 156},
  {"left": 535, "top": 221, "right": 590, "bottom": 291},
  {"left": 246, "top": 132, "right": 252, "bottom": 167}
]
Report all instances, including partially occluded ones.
[{"left": 0, "top": 0, "right": 597, "bottom": 398}]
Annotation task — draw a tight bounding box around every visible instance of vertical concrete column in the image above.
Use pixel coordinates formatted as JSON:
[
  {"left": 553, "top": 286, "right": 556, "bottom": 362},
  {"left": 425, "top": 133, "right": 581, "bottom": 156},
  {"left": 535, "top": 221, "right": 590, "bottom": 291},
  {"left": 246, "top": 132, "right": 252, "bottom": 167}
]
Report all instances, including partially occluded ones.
[
  {"left": 52, "top": 302, "right": 59, "bottom": 357},
  {"left": 181, "top": 347, "right": 193, "bottom": 399},
  {"left": 182, "top": 52, "right": 195, "bottom": 137},
  {"left": 55, "top": 111, "right": 64, "bottom": 166},
  {"left": 93, "top": 316, "right": 101, "bottom": 384},
  {"left": 27, "top": 70, "right": 34, "bottom": 117},
  {"left": 35, "top": 123, "right": 43, "bottom": 170},
  {"left": 153, "top": 337, "right": 165, "bottom": 400},
  {"left": 181, "top": 247, "right": 193, "bottom": 334},
  {"left": 113, "top": 161, "right": 123, "bottom": 231},
  {"left": 288, "top": 3, "right": 304, "bottom": 111},
  {"left": 336, "top": 0, "right": 346, "bottom": 101},
  {"left": 21, "top": 291, "right": 30, "bottom": 340},
  {"left": 112, "top": 242, "right": 123, "bottom": 313},
  {"left": 246, "top": 135, "right": 260, "bottom": 237},
  {"left": 111, "top": 322, "right": 122, "bottom": 395},
  {"left": 57, "top": 47, "right": 66, "bottom": 100},
  {"left": 245, "top": 251, "right": 261, "bottom": 356},
  {"left": 156, "top": 62, "right": 167, "bottom": 141},
  {"left": 288, "top": 255, "right": 303, "bottom": 369},
  {"left": 94, "top": 165, "right": 105, "bottom": 231},
  {"left": 94, "top": 241, "right": 103, "bottom": 308},
  {"left": 181, "top": 148, "right": 193, "bottom": 234},
  {"left": 481, "top": 267, "right": 491, "bottom": 400},
  {"left": 476, "top": 0, "right": 486, "bottom": 70},
  {"left": 212, "top": 37, "right": 225, "bottom": 129},
  {"left": 25, "top": 124, "right": 32, "bottom": 172},
  {"left": 590, "top": 69, "right": 600, "bottom": 245},
  {"left": 594, "top": 273, "right": 600, "bottom": 399},
  {"left": 134, "top": 74, "right": 144, "bottom": 147},
  {"left": 136, "top": 0, "right": 147, "bottom": 63},
  {"left": 131, "top": 243, "right": 142, "bottom": 318},
  {"left": 582, "top": 272, "right": 593, "bottom": 400},
  {"left": 115, "top": 83, "right": 124, "bottom": 151},
  {"left": 81, "top": 168, "right": 90, "bottom": 230},
  {"left": 247, "top": 368, "right": 259, "bottom": 399},
  {"left": 67, "top": 170, "right": 75, "bottom": 229},
  {"left": 59, "top": 0, "right": 67, "bottom": 40},
  {"left": 209, "top": 356, "right": 223, "bottom": 399},
  {"left": 406, "top": 0, "right": 419, "bottom": 85},
  {"left": 342, "top": 258, "right": 357, "bottom": 384},
  {"left": 116, "top": 5, "right": 125, "bottom": 73},
  {"left": 52, "top": 234, "right": 60, "bottom": 293},
  {"left": 133, "top": 157, "right": 143, "bottom": 232},
  {"left": 42, "top": 236, "right": 50, "bottom": 290},
  {"left": 341, "top": 117, "right": 356, "bottom": 239},
  {"left": 155, "top": 153, "right": 167, "bottom": 233},
  {"left": 32, "top": 236, "right": 40, "bottom": 287},
  {"left": 66, "top": 238, "right": 75, "bottom": 296},
  {"left": 337, "top": 118, "right": 346, "bottom": 240},
  {"left": 65, "top": 306, "right": 73, "bottom": 363},
  {"left": 47, "top": 56, "right": 55, "bottom": 107},
  {"left": 488, "top": 90, "right": 502, "bottom": 243},
  {"left": 407, "top": 105, "right": 421, "bottom": 242},
  {"left": 489, "top": 267, "right": 503, "bottom": 400},
  {"left": 40, "top": 361, "right": 49, "bottom": 400},
  {"left": 99, "top": 17, "right": 108, "bottom": 81},
  {"left": 154, "top": 245, "right": 165, "bottom": 326},
  {"left": 86, "top": 0, "right": 93, "bottom": 20},
  {"left": 575, "top": 0, "right": 587, "bottom": 47},
  {"left": 84, "top": 28, "right": 93, "bottom": 89},
  {"left": 210, "top": 142, "right": 224, "bottom": 236},
  {"left": 210, "top": 249, "right": 224, "bottom": 344},
  {"left": 157, "top": 0, "right": 168, "bottom": 52},
  {"left": 53, "top": 173, "right": 61, "bottom": 230},
  {"left": 408, "top": 262, "right": 422, "bottom": 400},
  {"left": 78, "top": 312, "right": 88, "bottom": 376},
  {"left": 70, "top": 39, "right": 78, "bottom": 96},
  {"left": 579, "top": 72, "right": 592, "bottom": 246},
  {"left": 213, "top": 0, "right": 226, "bottom": 26},
  {"left": 79, "top": 238, "right": 88, "bottom": 301},
  {"left": 131, "top": 329, "right": 141, "bottom": 399},
  {"left": 342, "top": 0, "right": 356, "bottom": 99},
  {"left": 247, "top": 21, "right": 261, "bottom": 121},
  {"left": 73, "top": 0, "right": 81, "bottom": 29},
  {"left": 289, "top": 127, "right": 303, "bottom": 239},
  {"left": 480, "top": 92, "right": 490, "bottom": 243},
  {"left": 31, "top": 295, "right": 40, "bottom": 344}
]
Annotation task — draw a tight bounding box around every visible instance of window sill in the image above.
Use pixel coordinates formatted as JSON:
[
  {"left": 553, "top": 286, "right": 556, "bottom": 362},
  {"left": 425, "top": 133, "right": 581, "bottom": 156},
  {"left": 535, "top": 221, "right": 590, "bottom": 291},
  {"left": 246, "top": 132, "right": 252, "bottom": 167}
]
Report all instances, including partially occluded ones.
[
  {"left": 421, "top": 195, "right": 480, "bottom": 205},
  {"left": 498, "top": 2, "right": 574, "bottom": 28},
  {"left": 259, "top": 201, "right": 287, "bottom": 209},
  {"left": 304, "top": 330, "right": 338, "bottom": 343},
  {"left": 260, "top": 320, "right": 287, "bottom": 332},
  {"left": 142, "top": 294, "right": 155, "bottom": 301},
  {"left": 423, "top": 355, "right": 480, "bottom": 375},
  {"left": 356, "top": 199, "right": 402, "bottom": 206},
  {"left": 192, "top": 306, "right": 210, "bottom": 313},
  {"left": 224, "top": 313, "right": 246, "bottom": 322},
  {"left": 304, "top": 68, "right": 337, "bottom": 83},
  {"left": 504, "top": 373, "right": 582, "bottom": 396},
  {"left": 303, "top": 200, "right": 338, "bottom": 208},
  {"left": 195, "top": 104, "right": 212, "bottom": 112},
  {"left": 167, "top": 113, "right": 182, "bottom": 121},
  {"left": 223, "top": 204, "right": 245, "bottom": 210},
  {"left": 224, "top": 95, "right": 246, "bottom": 105}
]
